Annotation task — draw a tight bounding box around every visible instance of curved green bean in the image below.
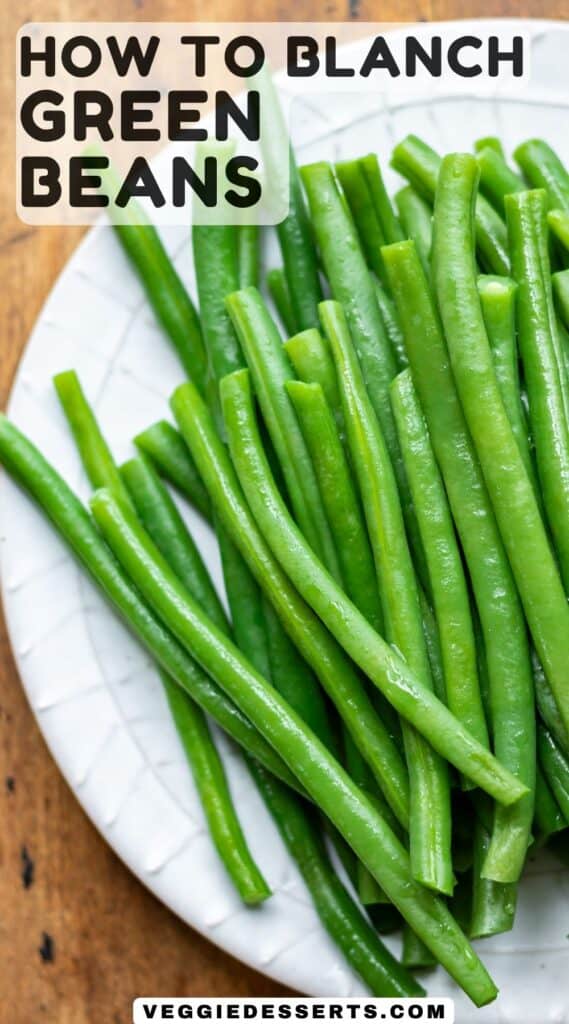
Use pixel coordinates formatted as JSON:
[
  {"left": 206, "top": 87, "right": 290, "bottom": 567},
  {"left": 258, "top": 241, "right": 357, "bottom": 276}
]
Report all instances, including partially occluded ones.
[
  {"left": 125, "top": 417, "right": 397, "bottom": 966},
  {"left": 382, "top": 237, "right": 534, "bottom": 883},
  {"left": 140, "top": 394, "right": 381, "bottom": 956},
  {"left": 54, "top": 374, "right": 270, "bottom": 902},
  {"left": 88, "top": 485, "right": 498, "bottom": 1007},
  {"left": 171, "top": 381, "right": 410, "bottom": 826},
  {"left": 218, "top": 368, "right": 528, "bottom": 808},
  {"left": 0, "top": 415, "right": 299, "bottom": 791},
  {"left": 390, "top": 368, "right": 488, "bottom": 750}
]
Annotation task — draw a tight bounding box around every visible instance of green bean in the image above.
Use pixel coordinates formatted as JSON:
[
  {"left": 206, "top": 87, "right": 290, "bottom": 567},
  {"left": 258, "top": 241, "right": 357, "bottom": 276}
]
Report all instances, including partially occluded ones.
[
  {"left": 105, "top": 191, "right": 206, "bottom": 392},
  {"left": 391, "top": 369, "right": 488, "bottom": 750},
  {"left": 391, "top": 134, "right": 510, "bottom": 274},
  {"left": 278, "top": 151, "right": 323, "bottom": 331},
  {"left": 419, "top": 591, "right": 447, "bottom": 706},
  {"left": 534, "top": 765, "right": 566, "bottom": 840},
  {"left": 548, "top": 209, "right": 569, "bottom": 251},
  {"left": 450, "top": 868, "right": 473, "bottom": 935},
  {"left": 0, "top": 415, "right": 299, "bottom": 791},
  {"left": 161, "top": 672, "right": 270, "bottom": 903},
  {"left": 218, "top": 366, "right": 528, "bottom": 809},
  {"left": 53, "top": 371, "right": 133, "bottom": 510},
  {"left": 470, "top": 821, "right": 516, "bottom": 939},
  {"left": 300, "top": 162, "right": 427, "bottom": 586},
  {"left": 552, "top": 268, "right": 569, "bottom": 332},
  {"left": 286, "top": 375, "right": 402, "bottom": 775},
  {"left": 156, "top": 382, "right": 384, "bottom": 969},
  {"left": 476, "top": 146, "right": 524, "bottom": 216},
  {"left": 255, "top": 70, "right": 323, "bottom": 330},
  {"left": 248, "top": 762, "right": 423, "bottom": 997},
  {"left": 343, "top": 733, "right": 388, "bottom": 905},
  {"left": 477, "top": 275, "right": 538, "bottom": 493},
  {"left": 261, "top": 597, "right": 335, "bottom": 749},
  {"left": 88, "top": 486, "right": 498, "bottom": 1007},
  {"left": 374, "top": 281, "right": 408, "bottom": 372},
  {"left": 226, "top": 287, "right": 340, "bottom": 579},
  {"left": 286, "top": 380, "right": 383, "bottom": 633},
  {"left": 54, "top": 372, "right": 271, "bottom": 899},
  {"left": 172, "top": 381, "right": 410, "bottom": 826},
  {"left": 538, "top": 725, "right": 569, "bottom": 824},
  {"left": 515, "top": 139, "right": 569, "bottom": 210},
  {"left": 237, "top": 225, "right": 259, "bottom": 288},
  {"left": 532, "top": 650, "right": 569, "bottom": 759},
  {"left": 382, "top": 238, "right": 534, "bottom": 883},
  {"left": 52, "top": 380, "right": 278, "bottom": 902},
  {"left": 132, "top": 400, "right": 395, "bottom": 973},
  {"left": 120, "top": 455, "right": 227, "bottom": 633},
  {"left": 401, "top": 927, "right": 437, "bottom": 969},
  {"left": 505, "top": 188, "right": 569, "bottom": 591},
  {"left": 300, "top": 162, "right": 397, "bottom": 444},
  {"left": 284, "top": 329, "right": 344, "bottom": 433},
  {"left": 320, "top": 302, "right": 452, "bottom": 895},
  {"left": 134, "top": 420, "right": 211, "bottom": 519},
  {"left": 336, "top": 159, "right": 388, "bottom": 285},
  {"left": 453, "top": 794, "right": 475, "bottom": 874},
  {"left": 395, "top": 186, "right": 432, "bottom": 277},
  {"left": 193, "top": 218, "right": 325, "bottom": 736},
  {"left": 360, "top": 153, "right": 405, "bottom": 245},
  {"left": 433, "top": 157, "right": 548, "bottom": 881},
  {"left": 192, "top": 222, "right": 243, "bottom": 427},
  {"left": 267, "top": 268, "right": 297, "bottom": 337},
  {"left": 474, "top": 137, "right": 505, "bottom": 159}
]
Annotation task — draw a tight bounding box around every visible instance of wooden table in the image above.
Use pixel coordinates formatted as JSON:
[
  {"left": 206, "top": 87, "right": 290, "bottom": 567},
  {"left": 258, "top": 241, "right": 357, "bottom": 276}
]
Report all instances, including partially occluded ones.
[{"left": 0, "top": 2, "right": 562, "bottom": 1019}]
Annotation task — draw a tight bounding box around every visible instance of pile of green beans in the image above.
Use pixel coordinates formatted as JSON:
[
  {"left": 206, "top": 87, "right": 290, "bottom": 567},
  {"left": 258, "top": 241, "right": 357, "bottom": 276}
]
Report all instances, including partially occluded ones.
[{"left": 4, "top": 128, "right": 569, "bottom": 1010}]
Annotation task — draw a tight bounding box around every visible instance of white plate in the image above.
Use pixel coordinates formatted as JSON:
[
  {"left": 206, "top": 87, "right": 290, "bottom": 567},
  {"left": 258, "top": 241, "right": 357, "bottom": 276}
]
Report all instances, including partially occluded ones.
[{"left": 2, "top": 19, "right": 569, "bottom": 1022}]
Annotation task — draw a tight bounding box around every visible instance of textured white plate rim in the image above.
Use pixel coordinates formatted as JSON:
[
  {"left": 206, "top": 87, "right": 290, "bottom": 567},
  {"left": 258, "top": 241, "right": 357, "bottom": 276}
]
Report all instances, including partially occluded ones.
[{"left": 2, "top": 19, "right": 569, "bottom": 1019}]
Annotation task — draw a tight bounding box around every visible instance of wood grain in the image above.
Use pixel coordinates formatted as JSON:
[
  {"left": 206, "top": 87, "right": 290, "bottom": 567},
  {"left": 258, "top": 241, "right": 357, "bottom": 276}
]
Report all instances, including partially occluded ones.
[{"left": 0, "top": 2, "right": 563, "bottom": 1020}]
